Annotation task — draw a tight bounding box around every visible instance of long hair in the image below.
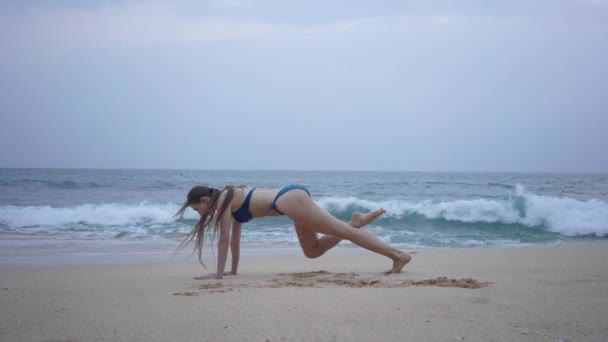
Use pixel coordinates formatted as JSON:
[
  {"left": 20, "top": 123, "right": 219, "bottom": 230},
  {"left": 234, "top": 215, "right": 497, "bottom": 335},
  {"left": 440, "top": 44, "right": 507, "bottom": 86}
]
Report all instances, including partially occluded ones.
[{"left": 173, "top": 185, "right": 242, "bottom": 267}]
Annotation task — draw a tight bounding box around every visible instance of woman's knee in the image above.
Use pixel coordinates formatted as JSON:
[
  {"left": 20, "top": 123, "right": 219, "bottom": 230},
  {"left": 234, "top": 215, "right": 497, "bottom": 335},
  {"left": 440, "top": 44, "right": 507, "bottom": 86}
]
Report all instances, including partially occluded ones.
[
  {"left": 295, "top": 223, "right": 322, "bottom": 259},
  {"left": 302, "top": 248, "right": 323, "bottom": 259}
]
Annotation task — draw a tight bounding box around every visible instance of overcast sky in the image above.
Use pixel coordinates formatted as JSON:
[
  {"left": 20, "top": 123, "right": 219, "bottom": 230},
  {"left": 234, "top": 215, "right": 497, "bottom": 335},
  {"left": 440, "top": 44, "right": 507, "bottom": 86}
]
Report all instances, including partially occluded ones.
[{"left": 1, "top": 0, "right": 607, "bottom": 172}]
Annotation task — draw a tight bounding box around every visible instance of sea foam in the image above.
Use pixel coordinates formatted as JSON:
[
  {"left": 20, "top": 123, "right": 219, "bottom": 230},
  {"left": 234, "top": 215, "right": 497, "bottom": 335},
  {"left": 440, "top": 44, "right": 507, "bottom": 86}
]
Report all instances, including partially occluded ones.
[
  {"left": 317, "top": 185, "right": 608, "bottom": 237},
  {"left": 1, "top": 185, "right": 606, "bottom": 238}
]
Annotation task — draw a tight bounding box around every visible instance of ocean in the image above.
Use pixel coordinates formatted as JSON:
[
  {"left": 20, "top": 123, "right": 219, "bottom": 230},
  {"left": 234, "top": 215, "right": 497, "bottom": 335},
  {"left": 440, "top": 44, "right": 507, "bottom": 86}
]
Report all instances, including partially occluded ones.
[{"left": 1, "top": 168, "right": 607, "bottom": 264}]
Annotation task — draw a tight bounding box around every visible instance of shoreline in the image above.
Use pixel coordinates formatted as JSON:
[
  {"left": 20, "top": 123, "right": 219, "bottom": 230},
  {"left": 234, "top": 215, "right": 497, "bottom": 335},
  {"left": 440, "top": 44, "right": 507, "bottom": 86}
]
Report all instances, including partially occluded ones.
[
  {"left": 1, "top": 237, "right": 606, "bottom": 268},
  {"left": 0, "top": 238, "right": 353, "bottom": 268}
]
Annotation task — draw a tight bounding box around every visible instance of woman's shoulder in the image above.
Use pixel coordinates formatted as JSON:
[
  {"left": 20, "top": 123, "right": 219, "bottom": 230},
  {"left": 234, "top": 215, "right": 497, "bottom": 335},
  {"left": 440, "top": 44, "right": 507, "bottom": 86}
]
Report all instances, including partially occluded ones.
[{"left": 217, "top": 185, "right": 247, "bottom": 205}]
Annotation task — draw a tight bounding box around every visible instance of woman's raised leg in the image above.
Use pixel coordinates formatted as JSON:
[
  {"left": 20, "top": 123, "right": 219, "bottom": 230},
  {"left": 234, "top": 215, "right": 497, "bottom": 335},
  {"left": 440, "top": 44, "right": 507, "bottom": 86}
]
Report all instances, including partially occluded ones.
[
  {"left": 277, "top": 190, "right": 411, "bottom": 273},
  {"left": 294, "top": 209, "right": 386, "bottom": 258}
]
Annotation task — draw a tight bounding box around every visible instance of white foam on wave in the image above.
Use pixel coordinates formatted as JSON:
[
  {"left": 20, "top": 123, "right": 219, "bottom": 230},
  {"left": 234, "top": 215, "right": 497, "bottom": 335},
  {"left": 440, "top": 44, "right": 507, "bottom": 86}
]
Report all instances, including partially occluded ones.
[
  {"left": 0, "top": 202, "right": 197, "bottom": 228},
  {"left": 316, "top": 184, "right": 608, "bottom": 237},
  {"left": 516, "top": 185, "right": 608, "bottom": 236},
  {"left": 2, "top": 186, "right": 606, "bottom": 239}
]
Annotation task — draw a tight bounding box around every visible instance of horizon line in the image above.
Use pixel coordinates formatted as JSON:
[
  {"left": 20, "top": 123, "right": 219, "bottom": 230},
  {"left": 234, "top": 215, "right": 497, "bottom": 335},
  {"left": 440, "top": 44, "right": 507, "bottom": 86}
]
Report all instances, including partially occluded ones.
[{"left": 0, "top": 166, "right": 606, "bottom": 175}]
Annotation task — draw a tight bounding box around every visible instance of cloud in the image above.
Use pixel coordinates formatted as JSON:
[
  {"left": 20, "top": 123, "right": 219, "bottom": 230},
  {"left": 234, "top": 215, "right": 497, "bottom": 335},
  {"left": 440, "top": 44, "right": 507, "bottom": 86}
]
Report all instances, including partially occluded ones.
[
  {"left": 432, "top": 16, "right": 452, "bottom": 25},
  {"left": 584, "top": 0, "right": 606, "bottom": 5},
  {"left": 1, "top": 0, "right": 604, "bottom": 59},
  {"left": 1, "top": 2, "right": 461, "bottom": 58},
  {"left": 1, "top": 2, "right": 280, "bottom": 55},
  {"left": 211, "top": 0, "right": 246, "bottom": 8}
]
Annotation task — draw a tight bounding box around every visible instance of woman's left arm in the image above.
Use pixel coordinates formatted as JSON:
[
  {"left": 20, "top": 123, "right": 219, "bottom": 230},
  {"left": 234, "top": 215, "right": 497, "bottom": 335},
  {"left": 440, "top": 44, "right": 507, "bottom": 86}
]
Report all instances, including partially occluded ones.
[
  {"left": 214, "top": 207, "right": 232, "bottom": 279},
  {"left": 229, "top": 221, "right": 242, "bottom": 275}
]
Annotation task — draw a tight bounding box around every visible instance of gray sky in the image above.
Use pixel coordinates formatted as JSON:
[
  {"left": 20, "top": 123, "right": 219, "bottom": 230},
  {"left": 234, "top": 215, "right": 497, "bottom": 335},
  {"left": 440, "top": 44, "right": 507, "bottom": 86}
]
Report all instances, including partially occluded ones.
[{"left": 1, "top": 0, "right": 607, "bottom": 172}]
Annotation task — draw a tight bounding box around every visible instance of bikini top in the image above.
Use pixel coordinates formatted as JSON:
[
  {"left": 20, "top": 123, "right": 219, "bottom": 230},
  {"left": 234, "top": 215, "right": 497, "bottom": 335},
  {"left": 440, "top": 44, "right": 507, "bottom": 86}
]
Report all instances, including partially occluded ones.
[{"left": 232, "top": 188, "right": 256, "bottom": 223}]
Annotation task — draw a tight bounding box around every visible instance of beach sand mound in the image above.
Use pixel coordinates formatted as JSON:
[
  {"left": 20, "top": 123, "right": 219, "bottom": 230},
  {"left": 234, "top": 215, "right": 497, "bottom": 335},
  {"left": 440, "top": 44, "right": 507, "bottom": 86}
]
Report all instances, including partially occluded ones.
[{"left": 174, "top": 271, "right": 491, "bottom": 296}]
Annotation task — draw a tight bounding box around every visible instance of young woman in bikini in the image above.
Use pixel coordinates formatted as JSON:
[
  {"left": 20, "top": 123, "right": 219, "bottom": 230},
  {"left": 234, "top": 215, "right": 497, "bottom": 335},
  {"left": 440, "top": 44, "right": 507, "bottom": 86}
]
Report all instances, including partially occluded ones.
[{"left": 174, "top": 184, "right": 412, "bottom": 280}]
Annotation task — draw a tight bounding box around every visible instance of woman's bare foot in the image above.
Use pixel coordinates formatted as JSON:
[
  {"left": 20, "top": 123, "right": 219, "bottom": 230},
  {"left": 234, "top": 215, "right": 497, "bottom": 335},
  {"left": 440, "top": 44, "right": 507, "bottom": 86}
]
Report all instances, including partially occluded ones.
[
  {"left": 386, "top": 252, "right": 412, "bottom": 274},
  {"left": 350, "top": 208, "right": 386, "bottom": 228}
]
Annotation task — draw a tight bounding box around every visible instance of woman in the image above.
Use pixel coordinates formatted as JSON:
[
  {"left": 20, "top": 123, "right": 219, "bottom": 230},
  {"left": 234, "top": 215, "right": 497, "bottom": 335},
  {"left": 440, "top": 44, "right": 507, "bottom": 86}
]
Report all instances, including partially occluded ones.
[{"left": 174, "top": 184, "right": 411, "bottom": 280}]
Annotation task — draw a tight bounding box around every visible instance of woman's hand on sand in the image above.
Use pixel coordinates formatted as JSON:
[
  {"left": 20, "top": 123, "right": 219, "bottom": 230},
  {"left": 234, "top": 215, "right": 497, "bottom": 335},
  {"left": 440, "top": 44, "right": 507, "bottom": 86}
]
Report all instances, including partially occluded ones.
[
  {"left": 194, "top": 271, "right": 236, "bottom": 280},
  {"left": 194, "top": 273, "right": 222, "bottom": 280}
]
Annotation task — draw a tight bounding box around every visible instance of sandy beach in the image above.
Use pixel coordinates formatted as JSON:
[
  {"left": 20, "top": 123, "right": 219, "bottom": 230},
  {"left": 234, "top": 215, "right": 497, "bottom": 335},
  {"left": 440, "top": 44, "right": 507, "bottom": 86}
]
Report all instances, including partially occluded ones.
[{"left": 1, "top": 243, "right": 607, "bottom": 342}]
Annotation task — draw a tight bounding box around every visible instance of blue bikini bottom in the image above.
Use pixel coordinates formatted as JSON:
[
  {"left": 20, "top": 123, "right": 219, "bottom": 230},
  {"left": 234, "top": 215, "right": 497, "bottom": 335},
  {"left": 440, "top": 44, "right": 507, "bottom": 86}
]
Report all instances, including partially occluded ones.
[
  {"left": 232, "top": 184, "right": 311, "bottom": 223},
  {"left": 267, "top": 184, "right": 311, "bottom": 215}
]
